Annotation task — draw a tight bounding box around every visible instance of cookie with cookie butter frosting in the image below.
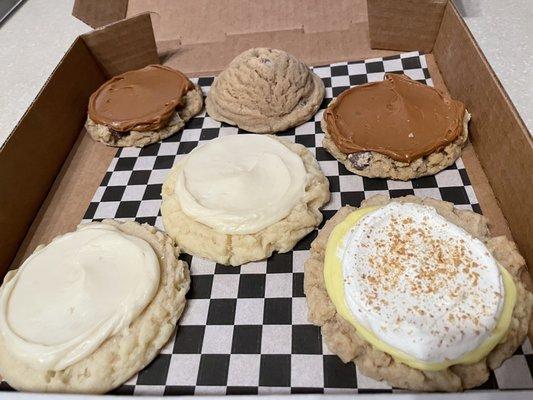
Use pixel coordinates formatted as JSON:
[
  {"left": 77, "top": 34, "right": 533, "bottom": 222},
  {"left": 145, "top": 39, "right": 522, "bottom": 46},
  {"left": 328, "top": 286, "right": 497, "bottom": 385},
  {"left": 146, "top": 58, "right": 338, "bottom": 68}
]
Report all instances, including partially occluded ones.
[
  {"left": 86, "top": 65, "right": 203, "bottom": 147},
  {"left": 304, "top": 195, "right": 532, "bottom": 391},
  {"left": 321, "top": 73, "right": 470, "bottom": 180},
  {"left": 161, "top": 134, "right": 330, "bottom": 266}
]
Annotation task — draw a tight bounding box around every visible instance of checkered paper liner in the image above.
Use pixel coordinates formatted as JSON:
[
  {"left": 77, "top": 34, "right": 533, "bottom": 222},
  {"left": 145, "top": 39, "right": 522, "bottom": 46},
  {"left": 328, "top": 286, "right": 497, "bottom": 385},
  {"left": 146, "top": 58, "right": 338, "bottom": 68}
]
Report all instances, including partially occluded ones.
[{"left": 2, "top": 52, "right": 532, "bottom": 395}]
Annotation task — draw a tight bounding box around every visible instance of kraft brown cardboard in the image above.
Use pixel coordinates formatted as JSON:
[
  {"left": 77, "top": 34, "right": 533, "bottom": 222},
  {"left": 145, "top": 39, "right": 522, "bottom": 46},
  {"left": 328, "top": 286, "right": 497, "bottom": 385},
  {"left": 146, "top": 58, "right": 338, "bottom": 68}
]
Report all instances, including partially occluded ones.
[
  {"left": 424, "top": 54, "right": 513, "bottom": 240},
  {"left": 74, "top": 0, "right": 397, "bottom": 75},
  {"left": 72, "top": 0, "right": 128, "bottom": 28},
  {"left": 161, "top": 25, "right": 397, "bottom": 77},
  {"left": 82, "top": 13, "right": 159, "bottom": 78},
  {"left": 127, "top": 0, "right": 370, "bottom": 44},
  {"left": 367, "top": 0, "right": 448, "bottom": 52}
]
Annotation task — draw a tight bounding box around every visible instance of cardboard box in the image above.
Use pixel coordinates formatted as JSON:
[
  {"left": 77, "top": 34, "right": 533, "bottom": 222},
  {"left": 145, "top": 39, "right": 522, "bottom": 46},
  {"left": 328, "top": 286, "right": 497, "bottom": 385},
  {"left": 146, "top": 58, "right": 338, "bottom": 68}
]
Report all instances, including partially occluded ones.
[{"left": 0, "top": 0, "right": 531, "bottom": 381}]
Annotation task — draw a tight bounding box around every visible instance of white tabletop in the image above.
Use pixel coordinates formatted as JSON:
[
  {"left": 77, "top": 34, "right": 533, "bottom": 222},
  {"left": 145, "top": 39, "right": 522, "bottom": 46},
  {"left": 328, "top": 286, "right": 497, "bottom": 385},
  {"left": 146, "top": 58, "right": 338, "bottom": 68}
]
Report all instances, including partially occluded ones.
[{"left": 0, "top": 0, "right": 531, "bottom": 147}]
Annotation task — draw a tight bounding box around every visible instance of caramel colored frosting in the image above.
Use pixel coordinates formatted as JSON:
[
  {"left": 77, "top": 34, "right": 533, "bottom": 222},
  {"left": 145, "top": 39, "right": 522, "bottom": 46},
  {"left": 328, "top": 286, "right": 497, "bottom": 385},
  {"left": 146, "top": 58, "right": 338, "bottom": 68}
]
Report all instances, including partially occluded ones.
[
  {"left": 324, "top": 73, "right": 466, "bottom": 163},
  {"left": 88, "top": 65, "right": 193, "bottom": 132}
]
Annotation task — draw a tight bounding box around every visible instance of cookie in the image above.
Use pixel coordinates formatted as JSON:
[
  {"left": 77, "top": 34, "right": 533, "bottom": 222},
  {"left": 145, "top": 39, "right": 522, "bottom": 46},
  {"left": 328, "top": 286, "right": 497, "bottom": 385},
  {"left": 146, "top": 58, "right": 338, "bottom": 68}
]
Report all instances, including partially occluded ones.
[
  {"left": 86, "top": 65, "right": 203, "bottom": 147},
  {"left": 161, "top": 135, "right": 330, "bottom": 266},
  {"left": 304, "top": 195, "right": 532, "bottom": 391},
  {"left": 206, "top": 48, "right": 325, "bottom": 133},
  {"left": 321, "top": 73, "right": 470, "bottom": 180},
  {"left": 0, "top": 220, "right": 190, "bottom": 393}
]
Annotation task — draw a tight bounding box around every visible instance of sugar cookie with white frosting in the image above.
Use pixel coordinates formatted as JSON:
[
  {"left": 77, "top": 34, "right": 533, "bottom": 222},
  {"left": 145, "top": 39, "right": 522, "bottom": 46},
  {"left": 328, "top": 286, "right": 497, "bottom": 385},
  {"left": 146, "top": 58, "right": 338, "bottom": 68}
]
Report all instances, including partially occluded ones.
[
  {"left": 161, "top": 134, "right": 330, "bottom": 266},
  {"left": 0, "top": 220, "right": 190, "bottom": 393},
  {"left": 304, "top": 195, "right": 532, "bottom": 391}
]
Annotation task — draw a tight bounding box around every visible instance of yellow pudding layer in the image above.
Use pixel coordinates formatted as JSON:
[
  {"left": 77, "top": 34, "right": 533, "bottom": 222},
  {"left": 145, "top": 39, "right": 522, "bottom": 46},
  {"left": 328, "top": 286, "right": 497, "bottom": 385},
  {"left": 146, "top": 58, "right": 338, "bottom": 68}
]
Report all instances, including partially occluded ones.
[{"left": 324, "top": 206, "right": 517, "bottom": 371}]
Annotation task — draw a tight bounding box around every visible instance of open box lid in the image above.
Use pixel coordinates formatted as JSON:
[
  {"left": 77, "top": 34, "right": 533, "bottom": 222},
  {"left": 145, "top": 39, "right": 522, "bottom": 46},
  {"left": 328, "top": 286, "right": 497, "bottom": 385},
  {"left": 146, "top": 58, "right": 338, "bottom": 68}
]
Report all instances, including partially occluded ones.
[{"left": 72, "top": 0, "right": 448, "bottom": 75}]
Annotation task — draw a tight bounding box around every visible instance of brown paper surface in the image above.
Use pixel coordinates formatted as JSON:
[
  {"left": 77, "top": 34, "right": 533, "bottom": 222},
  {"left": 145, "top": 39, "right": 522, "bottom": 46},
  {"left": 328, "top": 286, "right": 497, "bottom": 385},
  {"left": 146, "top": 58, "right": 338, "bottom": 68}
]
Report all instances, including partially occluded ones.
[
  {"left": 73, "top": 0, "right": 398, "bottom": 75},
  {"left": 425, "top": 54, "right": 513, "bottom": 240},
  {"left": 367, "top": 0, "right": 447, "bottom": 52},
  {"left": 161, "top": 25, "right": 397, "bottom": 76},
  {"left": 72, "top": 0, "right": 128, "bottom": 28},
  {"left": 82, "top": 13, "right": 159, "bottom": 78},
  {"left": 127, "top": 0, "right": 368, "bottom": 44},
  {"left": 127, "top": 0, "right": 396, "bottom": 75}
]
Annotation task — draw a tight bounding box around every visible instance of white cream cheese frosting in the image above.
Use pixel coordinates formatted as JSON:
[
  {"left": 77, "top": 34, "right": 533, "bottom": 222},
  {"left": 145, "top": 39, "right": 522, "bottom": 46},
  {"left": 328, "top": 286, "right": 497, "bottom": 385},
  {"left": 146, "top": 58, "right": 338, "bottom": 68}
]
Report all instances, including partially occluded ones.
[
  {"left": 339, "top": 202, "right": 504, "bottom": 363},
  {"left": 175, "top": 134, "right": 307, "bottom": 234},
  {"left": 0, "top": 224, "right": 160, "bottom": 371}
]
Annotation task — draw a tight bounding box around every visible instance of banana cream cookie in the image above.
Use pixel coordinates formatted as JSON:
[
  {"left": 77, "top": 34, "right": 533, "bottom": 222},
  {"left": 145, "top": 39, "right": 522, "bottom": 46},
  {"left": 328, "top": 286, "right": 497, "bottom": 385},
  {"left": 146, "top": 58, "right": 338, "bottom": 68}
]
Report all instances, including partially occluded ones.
[
  {"left": 86, "top": 65, "right": 203, "bottom": 147},
  {"left": 162, "top": 134, "right": 330, "bottom": 266},
  {"left": 0, "top": 220, "right": 190, "bottom": 393},
  {"left": 322, "top": 73, "right": 470, "bottom": 180},
  {"left": 206, "top": 48, "right": 325, "bottom": 134},
  {"left": 304, "top": 195, "right": 532, "bottom": 391}
]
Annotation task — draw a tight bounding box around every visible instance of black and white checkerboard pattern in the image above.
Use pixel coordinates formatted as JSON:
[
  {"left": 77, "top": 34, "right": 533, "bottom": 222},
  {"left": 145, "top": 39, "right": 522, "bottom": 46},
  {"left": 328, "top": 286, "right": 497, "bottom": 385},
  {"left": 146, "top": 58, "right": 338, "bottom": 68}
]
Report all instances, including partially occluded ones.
[{"left": 3, "top": 51, "right": 532, "bottom": 395}]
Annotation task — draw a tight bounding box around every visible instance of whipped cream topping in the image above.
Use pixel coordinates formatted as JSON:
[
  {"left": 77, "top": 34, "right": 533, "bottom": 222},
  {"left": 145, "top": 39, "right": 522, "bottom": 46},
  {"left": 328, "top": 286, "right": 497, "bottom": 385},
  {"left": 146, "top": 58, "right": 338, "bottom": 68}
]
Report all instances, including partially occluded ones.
[
  {"left": 175, "top": 134, "right": 307, "bottom": 234},
  {"left": 0, "top": 224, "right": 159, "bottom": 371},
  {"left": 339, "top": 202, "right": 504, "bottom": 363}
]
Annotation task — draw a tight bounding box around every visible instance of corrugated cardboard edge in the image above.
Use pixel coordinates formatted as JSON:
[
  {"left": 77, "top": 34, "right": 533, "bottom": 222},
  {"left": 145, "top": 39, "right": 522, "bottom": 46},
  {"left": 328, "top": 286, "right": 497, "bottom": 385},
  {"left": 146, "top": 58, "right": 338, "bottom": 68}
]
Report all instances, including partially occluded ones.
[
  {"left": 367, "top": 0, "right": 447, "bottom": 53},
  {"left": 11, "top": 132, "right": 117, "bottom": 268},
  {"left": 72, "top": 0, "right": 129, "bottom": 28}
]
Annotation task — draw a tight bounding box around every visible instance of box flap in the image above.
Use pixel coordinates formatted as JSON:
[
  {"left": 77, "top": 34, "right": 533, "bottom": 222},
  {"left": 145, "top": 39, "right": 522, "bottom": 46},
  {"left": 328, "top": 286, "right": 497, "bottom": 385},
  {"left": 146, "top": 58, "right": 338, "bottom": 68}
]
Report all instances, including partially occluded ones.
[
  {"left": 127, "top": 0, "right": 367, "bottom": 44},
  {"left": 72, "top": 0, "right": 128, "bottom": 28},
  {"left": 367, "top": 0, "right": 447, "bottom": 52},
  {"left": 81, "top": 13, "right": 160, "bottom": 78}
]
